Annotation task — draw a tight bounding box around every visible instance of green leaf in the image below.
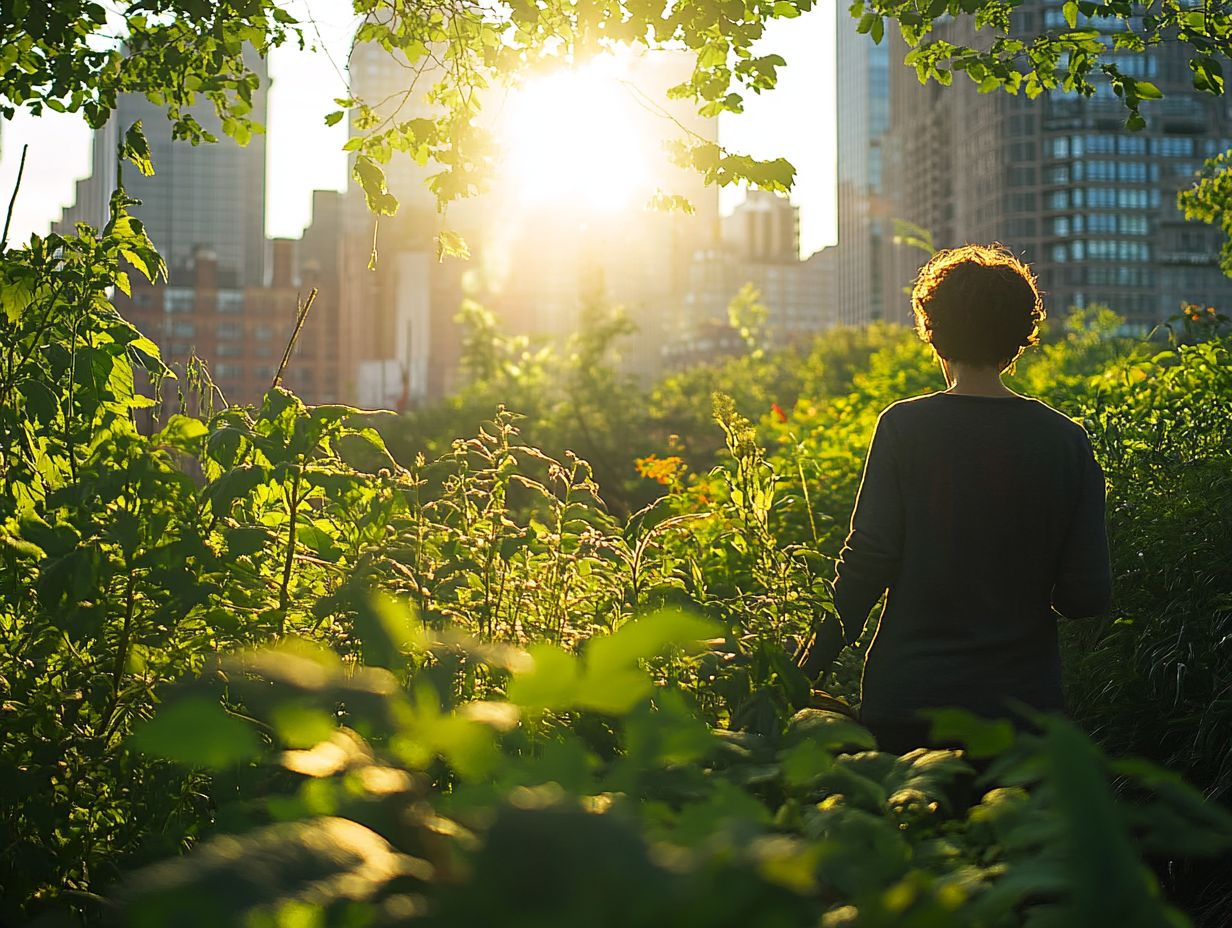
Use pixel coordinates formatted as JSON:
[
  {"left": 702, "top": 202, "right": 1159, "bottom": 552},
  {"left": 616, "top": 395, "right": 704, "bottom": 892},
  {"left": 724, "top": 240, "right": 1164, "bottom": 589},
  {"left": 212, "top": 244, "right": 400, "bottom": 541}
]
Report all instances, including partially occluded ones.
[
  {"left": 435, "top": 229, "right": 471, "bottom": 261},
  {"left": 130, "top": 696, "right": 261, "bottom": 768},
  {"left": 352, "top": 592, "right": 424, "bottom": 669},
  {"left": 117, "top": 818, "right": 415, "bottom": 925},
  {"left": 784, "top": 708, "right": 876, "bottom": 753},
  {"left": 204, "top": 464, "right": 269, "bottom": 513},
  {"left": 1063, "top": 1, "right": 1078, "bottom": 29},
  {"left": 270, "top": 702, "right": 338, "bottom": 749},
  {"left": 19, "top": 378, "right": 59, "bottom": 424},
  {"left": 154, "top": 414, "right": 208, "bottom": 450},
  {"left": 507, "top": 643, "right": 580, "bottom": 710},
  {"left": 0, "top": 275, "right": 37, "bottom": 323},
  {"left": 585, "top": 609, "right": 721, "bottom": 671},
  {"left": 352, "top": 155, "right": 399, "bottom": 216},
  {"left": 122, "top": 121, "right": 155, "bottom": 176},
  {"left": 923, "top": 707, "right": 1014, "bottom": 758}
]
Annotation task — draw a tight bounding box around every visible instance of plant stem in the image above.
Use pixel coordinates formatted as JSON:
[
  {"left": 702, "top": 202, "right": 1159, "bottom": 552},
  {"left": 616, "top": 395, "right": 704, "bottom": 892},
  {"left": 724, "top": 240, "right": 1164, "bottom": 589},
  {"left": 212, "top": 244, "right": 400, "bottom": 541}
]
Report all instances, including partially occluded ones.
[
  {"left": 0, "top": 144, "right": 29, "bottom": 251},
  {"left": 278, "top": 467, "right": 302, "bottom": 633},
  {"left": 100, "top": 574, "right": 136, "bottom": 739},
  {"left": 272, "top": 288, "right": 317, "bottom": 391}
]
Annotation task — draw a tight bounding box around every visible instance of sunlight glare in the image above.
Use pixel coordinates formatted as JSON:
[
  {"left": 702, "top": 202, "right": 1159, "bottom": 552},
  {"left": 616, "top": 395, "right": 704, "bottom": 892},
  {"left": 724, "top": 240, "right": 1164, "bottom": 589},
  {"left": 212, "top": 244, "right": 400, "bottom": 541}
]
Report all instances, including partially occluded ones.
[{"left": 500, "top": 61, "right": 651, "bottom": 213}]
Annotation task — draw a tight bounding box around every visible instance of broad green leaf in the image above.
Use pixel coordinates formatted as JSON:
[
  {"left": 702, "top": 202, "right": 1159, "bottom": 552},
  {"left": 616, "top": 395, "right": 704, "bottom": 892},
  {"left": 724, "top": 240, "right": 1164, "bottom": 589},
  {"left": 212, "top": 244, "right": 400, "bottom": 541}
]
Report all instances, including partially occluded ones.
[
  {"left": 122, "top": 121, "right": 155, "bottom": 176},
  {"left": 154, "top": 414, "right": 208, "bottom": 450},
  {"left": 923, "top": 708, "right": 1015, "bottom": 758},
  {"left": 585, "top": 609, "right": 721, "bottom": 672},
  {"left": 130, "top": 696, "right": 261, "bottom": 768},
  {"left": 352, "top": 592, "right": 426, "bottom": 669},
  {"left": 784, "top": 708, "right": 876, "bottom": 753},
  {"left": 507, "top": 643, "right": 580, "bottom": 710}
]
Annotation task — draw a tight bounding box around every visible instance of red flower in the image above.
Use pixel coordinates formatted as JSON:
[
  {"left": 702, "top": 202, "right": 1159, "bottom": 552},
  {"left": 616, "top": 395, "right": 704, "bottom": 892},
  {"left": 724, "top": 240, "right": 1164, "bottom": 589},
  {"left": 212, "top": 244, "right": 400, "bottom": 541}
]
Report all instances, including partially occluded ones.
[{"left": 771, "top": 403, "right": 788, "bottom": 423}]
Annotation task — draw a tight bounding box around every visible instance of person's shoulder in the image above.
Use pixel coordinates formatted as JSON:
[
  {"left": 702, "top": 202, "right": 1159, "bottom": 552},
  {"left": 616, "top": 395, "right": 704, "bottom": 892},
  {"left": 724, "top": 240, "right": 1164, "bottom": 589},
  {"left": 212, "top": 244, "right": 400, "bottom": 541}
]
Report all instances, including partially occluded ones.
[
  {"left": 876, "top": 392, "right": 948, "bottom": 423},
  {"left": 1018, "top": 397, "right": 1093, "bottom": 442}
]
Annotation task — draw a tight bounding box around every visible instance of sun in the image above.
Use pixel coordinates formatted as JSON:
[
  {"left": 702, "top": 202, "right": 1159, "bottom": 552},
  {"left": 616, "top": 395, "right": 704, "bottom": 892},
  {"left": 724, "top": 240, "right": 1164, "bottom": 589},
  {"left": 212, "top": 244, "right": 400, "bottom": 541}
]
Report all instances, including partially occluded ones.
[{"left": 498, "top": 60, "right": 652, "bottom": 213}]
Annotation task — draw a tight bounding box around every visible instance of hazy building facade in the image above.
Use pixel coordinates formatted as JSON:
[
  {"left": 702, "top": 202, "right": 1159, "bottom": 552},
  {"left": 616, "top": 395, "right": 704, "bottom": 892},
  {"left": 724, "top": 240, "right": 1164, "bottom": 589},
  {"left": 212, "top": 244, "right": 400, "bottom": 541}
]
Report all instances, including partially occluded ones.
[
  {"left": 341, "top": 39, "right": 466, "bottom": 408},
  {"left": 670, "top": 193, "right": 834, "bottom": 364},
  {"left": 57, "top": 61, "right": 269, "bottom": 287},
  {"left": 834, "top": 15, "right": 897, "bottom": 325},
  {"left": 882, "top": 3, "right": 1232, "bottom": 332}
]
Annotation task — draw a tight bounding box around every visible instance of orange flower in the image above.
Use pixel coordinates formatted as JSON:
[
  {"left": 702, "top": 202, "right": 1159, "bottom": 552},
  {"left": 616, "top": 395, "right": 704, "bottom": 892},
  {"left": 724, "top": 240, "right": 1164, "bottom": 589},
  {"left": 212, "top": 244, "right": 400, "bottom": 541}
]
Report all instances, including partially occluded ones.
[
  {"left": 771, "top": 403, "right": 788, "bottom": 423},
  {"left": 635, "top": 454, "right": 686, "bottom": 486}
]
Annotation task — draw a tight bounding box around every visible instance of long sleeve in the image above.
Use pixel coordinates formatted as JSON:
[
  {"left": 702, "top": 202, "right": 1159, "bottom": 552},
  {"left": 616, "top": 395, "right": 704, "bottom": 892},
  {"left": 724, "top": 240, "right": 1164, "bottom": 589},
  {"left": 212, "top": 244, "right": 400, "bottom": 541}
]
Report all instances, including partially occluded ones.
[
  {"left": 1051, "top": 436, "right": 1112, "bottom": 618},
  {"left": 833, "top": 411, "right": 904, "bottom": 644}
]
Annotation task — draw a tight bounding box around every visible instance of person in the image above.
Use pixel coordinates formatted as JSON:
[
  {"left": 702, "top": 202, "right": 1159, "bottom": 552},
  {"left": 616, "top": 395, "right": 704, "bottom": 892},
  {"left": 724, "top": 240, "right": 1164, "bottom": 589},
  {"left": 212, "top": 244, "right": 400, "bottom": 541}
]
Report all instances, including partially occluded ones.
[{"left": 805, "top": 244, "right": 1112, "bottom": 755}]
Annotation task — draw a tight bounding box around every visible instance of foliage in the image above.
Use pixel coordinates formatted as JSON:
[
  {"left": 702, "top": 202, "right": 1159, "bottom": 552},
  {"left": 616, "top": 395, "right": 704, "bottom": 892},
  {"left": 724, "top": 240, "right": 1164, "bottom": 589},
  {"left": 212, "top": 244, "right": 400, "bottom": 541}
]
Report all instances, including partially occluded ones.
[
  {"left": 850, "top": 0, "right": 1230, "bottom": 127},
  {"left": 0, "top": 0, "right": 297, "bottom": 142},
  {"left": 115, "top": 619, "right": 1232, "bottom": 928},
  {"left": 1180, "top": 151, "right": 1232, "bottom": 276}
]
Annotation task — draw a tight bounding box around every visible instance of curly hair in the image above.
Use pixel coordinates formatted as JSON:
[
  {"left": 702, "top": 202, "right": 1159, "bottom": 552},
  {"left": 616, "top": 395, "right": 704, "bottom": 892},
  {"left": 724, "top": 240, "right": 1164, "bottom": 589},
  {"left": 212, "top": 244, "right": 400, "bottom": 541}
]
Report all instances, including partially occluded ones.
[{"left": 911, "top": 244, "right": 1045, "bottom": 370}]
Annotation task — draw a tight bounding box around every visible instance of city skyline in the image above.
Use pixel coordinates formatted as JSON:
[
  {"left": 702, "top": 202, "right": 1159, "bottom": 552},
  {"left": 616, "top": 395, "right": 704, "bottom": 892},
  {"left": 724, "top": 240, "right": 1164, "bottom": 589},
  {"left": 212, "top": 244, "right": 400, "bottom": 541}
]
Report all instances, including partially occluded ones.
[{"left": 0, "top": 0, "right": 837, "bottom": 258}]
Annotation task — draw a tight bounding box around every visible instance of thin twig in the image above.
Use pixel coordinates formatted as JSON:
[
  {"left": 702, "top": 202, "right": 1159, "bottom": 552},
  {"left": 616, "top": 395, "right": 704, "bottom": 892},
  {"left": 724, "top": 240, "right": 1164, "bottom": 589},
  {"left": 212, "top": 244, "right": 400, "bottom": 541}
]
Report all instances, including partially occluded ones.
[
  {"left": 1, "top": 144, "right": 29, "bottom": 251},
  {"left": 272, "top": 287, "right": 318, "bottom": 390}
]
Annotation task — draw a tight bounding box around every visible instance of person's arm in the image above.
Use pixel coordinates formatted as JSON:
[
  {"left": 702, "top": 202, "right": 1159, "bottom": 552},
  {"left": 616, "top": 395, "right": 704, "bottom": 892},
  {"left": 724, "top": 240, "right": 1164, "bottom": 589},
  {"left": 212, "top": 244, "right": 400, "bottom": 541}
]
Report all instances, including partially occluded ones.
[
  {"left": 1051, "top": 435, "right": 1112, "bottom": 618},
  {"left": 832, "top": 410, "right": 905, "bottom": 645}
]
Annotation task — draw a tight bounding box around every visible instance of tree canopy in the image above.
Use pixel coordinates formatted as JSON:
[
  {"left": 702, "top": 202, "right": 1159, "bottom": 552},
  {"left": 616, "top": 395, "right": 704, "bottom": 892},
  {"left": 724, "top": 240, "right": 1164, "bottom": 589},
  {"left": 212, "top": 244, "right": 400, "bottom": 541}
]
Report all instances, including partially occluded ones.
[{"left": 4, "top": 0, "right": 1232, "bottom": 259}]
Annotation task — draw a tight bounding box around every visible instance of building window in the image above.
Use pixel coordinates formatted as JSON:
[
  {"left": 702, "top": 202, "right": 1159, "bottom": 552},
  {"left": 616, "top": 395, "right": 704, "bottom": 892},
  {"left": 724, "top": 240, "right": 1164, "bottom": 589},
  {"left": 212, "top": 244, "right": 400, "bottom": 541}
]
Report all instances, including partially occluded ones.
[
  {"left": 1085, "top": 135, "right": 1116, "bottom": 155},
  {"left": 1088, "top": 213, "right": 1116, "bottom": 233},
  {"left": 1154, "top": 136, "right": 1195, "bottom": 157},
  {"left": 215, "top": 342, "right": 243, "bottom": 357},
  {"left": 1052, "top": 216, "right": 1071, "bottom": 236},
  {"left": 217, "top": 322, "right": 243, "bottom": 339},
  {"left": 255, "top": 324, "right": 275, "bottom": 340},
  {"left": 217, "top": 291, "right": 245, "bottom": 313},
  {"left": 165, "top": 288, "right": 195, "bottom": 313},
  {"left": 213, "top": 363, "right": 243, "bottom": 379},
  {"left": 171, "top": 322, "right": 196, "bottom": 338}
]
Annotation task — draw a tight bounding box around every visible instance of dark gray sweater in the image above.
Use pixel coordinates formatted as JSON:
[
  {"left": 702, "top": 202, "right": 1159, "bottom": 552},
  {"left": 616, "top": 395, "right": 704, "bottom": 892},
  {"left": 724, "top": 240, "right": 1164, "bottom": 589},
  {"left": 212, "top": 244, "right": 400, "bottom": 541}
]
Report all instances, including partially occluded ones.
[{"left": 833, "top": 392, "right": 1112, "bottom": 726}]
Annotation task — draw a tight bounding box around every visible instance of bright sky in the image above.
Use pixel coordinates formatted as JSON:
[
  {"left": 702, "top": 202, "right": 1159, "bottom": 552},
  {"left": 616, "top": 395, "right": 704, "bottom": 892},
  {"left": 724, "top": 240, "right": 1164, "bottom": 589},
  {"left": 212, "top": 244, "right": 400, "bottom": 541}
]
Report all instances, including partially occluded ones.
[{"left": 0, "top": 0, "right": 836, "bottom": 256}]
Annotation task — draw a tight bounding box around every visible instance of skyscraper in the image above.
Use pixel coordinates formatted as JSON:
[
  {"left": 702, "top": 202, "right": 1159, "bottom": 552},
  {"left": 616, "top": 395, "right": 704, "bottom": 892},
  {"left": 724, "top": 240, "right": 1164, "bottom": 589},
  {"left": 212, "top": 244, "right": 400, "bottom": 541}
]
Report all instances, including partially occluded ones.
[
  {"left": 880, "top": 4, "right": 1232, "bottom": 332},
  {"left": 834, "top": 14, "right": 897, "bottom": 325},
  {"left": 340, "top": 39, "right": 467, "bottom": 408},
  {"left": 56, "top": 58, "right": 269, "bottom": 287}
]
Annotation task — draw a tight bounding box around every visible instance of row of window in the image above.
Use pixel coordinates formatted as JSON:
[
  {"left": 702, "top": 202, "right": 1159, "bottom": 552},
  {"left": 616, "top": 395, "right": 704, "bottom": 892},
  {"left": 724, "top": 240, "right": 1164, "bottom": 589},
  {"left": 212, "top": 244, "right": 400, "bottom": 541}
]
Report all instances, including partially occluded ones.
[
  {"left": 1050, "top": 240, "right": 1151, "bottom": 263},
  {"left": 1043, "top": 161, "right": 1159, "bottom": 184},
  {"left": 214, "top": 364, "right": 280, "bottom": 381},
  {"left": 1046, "top": 188, "right": 1162, "bottom": 210},
  {"left": 163, "top": 323, "right": 278, "bottom": 340},
  {"left": 1070, "top": 292, "right": 1160, "bottom": 316},
  {"left": 1045, "top": 135, "right": 1232, "bottom": 160},
  {"left": 164, "top": 289, "right": 248, "bottom": 313},
  {"left": 1051, "top": 213, "right": 1151, "bottom": 236},
  {"left": 1055, "top": 266, "right": 1157, "bottom": 287}
]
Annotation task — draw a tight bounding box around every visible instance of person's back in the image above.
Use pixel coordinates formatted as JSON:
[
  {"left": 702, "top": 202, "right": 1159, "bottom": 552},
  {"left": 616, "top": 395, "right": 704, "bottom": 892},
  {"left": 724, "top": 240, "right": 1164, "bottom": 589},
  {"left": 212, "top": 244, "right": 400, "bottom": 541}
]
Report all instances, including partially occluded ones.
[{"left": 822, "top": 244, "right": 1112, "bottom": 753}]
